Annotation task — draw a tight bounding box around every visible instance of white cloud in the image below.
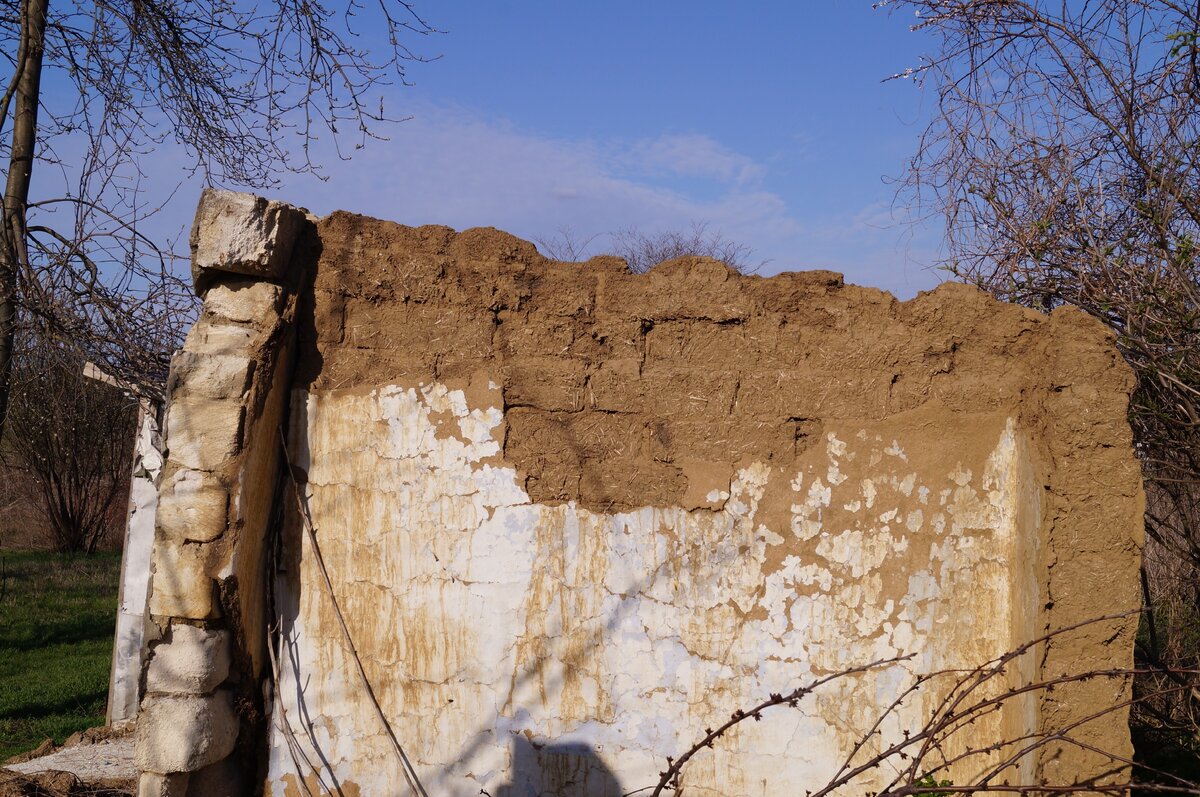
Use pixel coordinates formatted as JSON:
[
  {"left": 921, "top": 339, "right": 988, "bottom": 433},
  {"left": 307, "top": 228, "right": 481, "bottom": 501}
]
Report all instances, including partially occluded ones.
[
  {"left": 622, "top": 133, "right": 765, "bottom": 184},
  {"left": 129, "top": 99, "right": 940, "bottom": 297},
  {"left": 280, "top": 104, "right": 794, "bottom": 244}
]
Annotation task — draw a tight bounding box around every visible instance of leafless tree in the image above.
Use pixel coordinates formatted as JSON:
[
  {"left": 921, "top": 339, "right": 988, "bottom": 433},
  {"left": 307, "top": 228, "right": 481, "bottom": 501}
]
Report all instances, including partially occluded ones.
[
  {"left": 0, "top": 0, "right": 437, "bottom": 426},
  {"left": 879, "top": 0, "right": 1200, "bottom": 768},
  {"left": 2, "top": 326, "right": 137, "bottom": 553},
  {"left": 538, "top": 222, "right": 763, "bottom": 274},
  {"left": 535, "top": 226, "right": 602, "bottom": 264}
]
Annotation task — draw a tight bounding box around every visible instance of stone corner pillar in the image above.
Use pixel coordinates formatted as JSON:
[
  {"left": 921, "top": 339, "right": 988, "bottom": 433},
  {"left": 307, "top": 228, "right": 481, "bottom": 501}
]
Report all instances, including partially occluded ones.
[{"left": 135, "top": 190, "right": 313, "bottom": 796}]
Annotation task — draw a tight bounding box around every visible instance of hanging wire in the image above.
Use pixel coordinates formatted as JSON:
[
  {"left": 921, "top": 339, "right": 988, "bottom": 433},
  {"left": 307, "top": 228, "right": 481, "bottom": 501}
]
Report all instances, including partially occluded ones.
[{"left": 279, "top": 428, "right": 430, "bottom": 797}]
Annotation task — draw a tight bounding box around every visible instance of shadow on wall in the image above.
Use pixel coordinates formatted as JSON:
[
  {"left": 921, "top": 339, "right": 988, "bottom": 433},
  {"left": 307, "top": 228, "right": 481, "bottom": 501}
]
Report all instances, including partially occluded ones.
[{"left": 491, "top": 735, "right": 624, "bottom": 797}]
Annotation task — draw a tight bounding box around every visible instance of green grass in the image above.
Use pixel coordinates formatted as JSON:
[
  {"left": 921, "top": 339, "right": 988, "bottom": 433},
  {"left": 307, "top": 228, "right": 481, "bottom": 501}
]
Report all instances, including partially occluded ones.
[{"left": 0, "top": 550, "right": 121, "bottom": 760}]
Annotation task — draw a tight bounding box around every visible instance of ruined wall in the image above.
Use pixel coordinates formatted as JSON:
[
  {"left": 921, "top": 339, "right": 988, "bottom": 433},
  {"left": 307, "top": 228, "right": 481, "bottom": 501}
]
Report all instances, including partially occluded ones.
[{"left": 137, "top": 192, "right": 1144, "bottom": 797}]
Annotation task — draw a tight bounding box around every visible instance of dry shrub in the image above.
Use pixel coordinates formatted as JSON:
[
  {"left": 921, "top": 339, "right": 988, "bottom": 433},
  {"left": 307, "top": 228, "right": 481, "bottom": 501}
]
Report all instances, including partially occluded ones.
[{"left": 1, "top": 332, "right": 136, "bottom": 553}]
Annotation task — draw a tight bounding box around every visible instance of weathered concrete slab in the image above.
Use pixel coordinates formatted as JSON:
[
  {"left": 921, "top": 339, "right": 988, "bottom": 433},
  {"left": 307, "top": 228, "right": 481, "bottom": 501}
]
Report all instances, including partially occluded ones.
[
  {"left": 109, "top": 401, "right": 162, "bottom": 724},
  {"left": 7, "top": 735, "right": 136, "bottom": 783}
]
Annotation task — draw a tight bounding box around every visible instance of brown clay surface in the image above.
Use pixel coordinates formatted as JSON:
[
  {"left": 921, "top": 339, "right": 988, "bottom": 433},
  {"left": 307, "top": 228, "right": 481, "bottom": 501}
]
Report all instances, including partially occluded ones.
[
  {"left": 300, "top": 212, "right": 1135, "bottom": 516},
  {"left": 0, "top": 770, "right": 133, "bottom": 797}
]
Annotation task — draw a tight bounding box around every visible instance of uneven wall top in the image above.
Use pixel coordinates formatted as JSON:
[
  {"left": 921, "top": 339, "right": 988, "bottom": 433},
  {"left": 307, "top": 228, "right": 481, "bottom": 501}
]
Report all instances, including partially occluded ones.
[{"left": 302, "top": 211, "right": 1137, "bottom": 520}]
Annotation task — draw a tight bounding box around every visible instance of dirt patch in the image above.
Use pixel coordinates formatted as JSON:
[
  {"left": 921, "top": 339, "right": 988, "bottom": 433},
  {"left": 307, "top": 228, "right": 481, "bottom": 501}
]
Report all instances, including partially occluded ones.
[
  {"left": 0, "top": 769, "right": 132, "bottom": 797},
  {"left": 3, "top": 725, "right": 134, "bottom": 793}
]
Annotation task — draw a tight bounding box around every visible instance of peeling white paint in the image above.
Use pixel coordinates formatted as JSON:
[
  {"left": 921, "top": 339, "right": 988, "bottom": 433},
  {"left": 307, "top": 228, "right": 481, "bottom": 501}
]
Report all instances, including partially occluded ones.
[
  {"left": 109, "top": 399, "right": 162, "bottom": 723},
  {"left": 267, "top": 386, "right": 1040, "bottom": 796}
]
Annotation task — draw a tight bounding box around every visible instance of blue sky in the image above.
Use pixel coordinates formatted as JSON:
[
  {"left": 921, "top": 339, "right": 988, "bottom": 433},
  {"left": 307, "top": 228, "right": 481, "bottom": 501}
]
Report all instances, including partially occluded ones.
[{"left": 58, "top": 2, "right": 949, "bottom": 297}]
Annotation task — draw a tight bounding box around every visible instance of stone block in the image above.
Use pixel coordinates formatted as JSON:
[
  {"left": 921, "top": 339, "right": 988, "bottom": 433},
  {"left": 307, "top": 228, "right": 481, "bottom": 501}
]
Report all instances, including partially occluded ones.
[
  {"left": 169, "top": 350, "right": 254, "bottom": 400},
  {"left": 187, "top": 757, "right": 245, "bottom": 797},
  {"left": 146, "top": 624, "right": 231, "bottom": 694},
  {"left": 203, "top": 280, "right": 284, "bottom": 327},
  {"left": 149, "top": 541, "right": 219, "bottom": 620},
  {"left": 166, "top": 398, "right": 244, "bottom": 471},
  {"left": 157, "top": 469, "right": 229, "bottom": 543},
  {"left": 190, "top": 188, "right": 305, "bottom": 287},
  {"left": 137, "top": 772, "right": 189, "bottom": 797},
  {"left": 182, "top": 318, "right": 255, "bottom": 357},
  {"left": 135, "top": 691, "right": 238, "bottom": 773}
]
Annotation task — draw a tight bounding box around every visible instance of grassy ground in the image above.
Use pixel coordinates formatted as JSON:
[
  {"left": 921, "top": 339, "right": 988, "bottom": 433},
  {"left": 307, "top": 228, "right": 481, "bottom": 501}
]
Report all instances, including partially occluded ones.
[{"left": 0, "top": 550, "right": 121, "bottom": 761}]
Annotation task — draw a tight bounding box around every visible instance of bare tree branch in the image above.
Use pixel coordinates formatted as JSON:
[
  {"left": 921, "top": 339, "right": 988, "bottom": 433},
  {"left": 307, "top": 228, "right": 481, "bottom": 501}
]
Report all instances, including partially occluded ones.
[
  {"left": 0, "top": 0, "right": 438, "bottom": 421},
  {"left": 881, "top": 1, "right": 1200, "bottom": 771}
]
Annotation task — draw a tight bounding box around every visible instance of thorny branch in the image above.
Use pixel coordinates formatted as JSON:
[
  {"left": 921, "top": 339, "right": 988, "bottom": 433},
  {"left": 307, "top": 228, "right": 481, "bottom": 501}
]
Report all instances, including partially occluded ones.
[{"left": 646, "top": 613, "right": 1200, "bottom": 795}]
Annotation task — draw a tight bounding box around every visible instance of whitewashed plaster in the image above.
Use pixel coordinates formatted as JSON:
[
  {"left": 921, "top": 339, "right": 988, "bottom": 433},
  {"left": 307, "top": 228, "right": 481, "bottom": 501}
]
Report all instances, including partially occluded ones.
[
  {"left": 110, "top": 399, "right": 163, "bottom": 723},
  {"left": 266, "top": 384, "right": 1040, "bottom": 796}
]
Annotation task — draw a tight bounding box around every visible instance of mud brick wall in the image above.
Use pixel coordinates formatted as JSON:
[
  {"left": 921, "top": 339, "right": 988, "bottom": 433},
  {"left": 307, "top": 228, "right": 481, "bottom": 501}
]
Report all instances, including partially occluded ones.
[{"left": 137, "top": 192, "right": 1144, "bottom": 797}]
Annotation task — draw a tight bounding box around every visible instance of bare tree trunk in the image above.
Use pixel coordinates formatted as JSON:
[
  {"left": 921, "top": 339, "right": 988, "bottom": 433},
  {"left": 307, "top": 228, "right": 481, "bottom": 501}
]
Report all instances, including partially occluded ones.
[{"left": 0, "top": 0, "right": 49, "bottom": 436}]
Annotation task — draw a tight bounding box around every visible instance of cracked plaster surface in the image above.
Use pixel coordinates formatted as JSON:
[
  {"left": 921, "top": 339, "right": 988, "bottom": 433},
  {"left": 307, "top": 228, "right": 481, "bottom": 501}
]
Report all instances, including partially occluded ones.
[{"left": 267, "top": 382, "right": 1039, "bottom": 796}]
